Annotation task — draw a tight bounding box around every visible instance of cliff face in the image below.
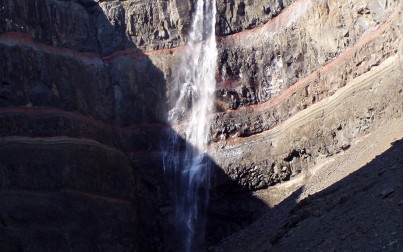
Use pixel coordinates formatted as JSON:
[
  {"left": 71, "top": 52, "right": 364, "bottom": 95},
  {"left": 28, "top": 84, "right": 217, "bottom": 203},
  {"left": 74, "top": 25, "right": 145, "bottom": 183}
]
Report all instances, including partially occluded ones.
[
  {"left": 210, "top": 0, "right": 403, "bottom": 187},
  {"left": 0, "top": 0, "right": 402, "bottom": 251},
  {"left": 0, "top": 0, "right": 168, "bottom": 251}
]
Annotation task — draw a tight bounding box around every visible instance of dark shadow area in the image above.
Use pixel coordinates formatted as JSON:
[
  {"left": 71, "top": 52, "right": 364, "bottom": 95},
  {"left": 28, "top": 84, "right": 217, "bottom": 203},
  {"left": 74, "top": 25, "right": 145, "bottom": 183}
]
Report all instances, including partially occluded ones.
[
  {"left": 267, "top": 139, "right": 403, "bottom": 251},
  {"left": 159, "top": 128, "right": 274, "bottom": 251},
  {"left": 213, "top": 139, "right": 403, "bottom": 251},
  {"left": 0, "top": 0, "right": 164, "bottom": 251},
  {"left": 207, "top": 175, "right": 305, "bottom": 251}
]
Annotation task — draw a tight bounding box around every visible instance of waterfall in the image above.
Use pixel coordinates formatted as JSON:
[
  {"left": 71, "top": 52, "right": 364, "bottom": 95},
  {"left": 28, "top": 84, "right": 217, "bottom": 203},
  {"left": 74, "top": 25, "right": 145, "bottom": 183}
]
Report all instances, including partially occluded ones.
[{"left": 163, "top": 0, "right": 217, "bottom": 251}]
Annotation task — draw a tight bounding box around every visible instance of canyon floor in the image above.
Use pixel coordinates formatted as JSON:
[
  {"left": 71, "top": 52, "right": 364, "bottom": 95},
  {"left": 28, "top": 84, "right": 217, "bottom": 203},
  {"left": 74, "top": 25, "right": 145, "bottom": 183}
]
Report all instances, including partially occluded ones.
[{"left": 213, "top": 116, "right": 403, "bottom": 251}]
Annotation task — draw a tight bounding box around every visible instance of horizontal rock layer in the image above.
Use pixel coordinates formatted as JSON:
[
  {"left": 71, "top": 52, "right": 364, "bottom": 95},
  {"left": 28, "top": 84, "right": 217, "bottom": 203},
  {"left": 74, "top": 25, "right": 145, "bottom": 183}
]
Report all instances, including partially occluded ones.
[
  {"left": 1, "top": 0, "right": 294, "bottom": 54},
  {"left": 211, "top": 54, "right": 403, "bottom": 190},
  {"left": 0, "top": 32, "right": 167, "bottom": 127},
  {"left": 0, "top": 137, "right": 139, "bottom": 251}
]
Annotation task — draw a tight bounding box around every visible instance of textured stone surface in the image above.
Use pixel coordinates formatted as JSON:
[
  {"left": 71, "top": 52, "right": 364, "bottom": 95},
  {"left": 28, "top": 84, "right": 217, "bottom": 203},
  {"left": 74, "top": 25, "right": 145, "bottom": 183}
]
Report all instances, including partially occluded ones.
[
  {"left": 0, "top": 1, "right": 169, "bottom": 250},
  {"left": 211, "top": 19, "right": 402, "bottom": 141},
  {"left": 216, "top": 0, "right": 295, "bottom": 35},
  {"left": 0, "top": 139, "right": 138, "bottom": 251},
  {"left": 213, "top": 118, "right": 403, "bottom": 252},
  {"left": 0, "top": 0, "right": 98, "bottom": 52},
  {"left": 0, "top": 0, "right": 298, "bottom": 54},
  {"left": 210, "top": 54, "right": 403, "bottom": 191},
  {"left": 0, "top": 0, "right": 402, "bottom": 250},
  {"left": 0, "top": 32, "right": 167, "bottom": 126},
  {"left": 214, "top": 0, "right": 400, "bottom": 107}
]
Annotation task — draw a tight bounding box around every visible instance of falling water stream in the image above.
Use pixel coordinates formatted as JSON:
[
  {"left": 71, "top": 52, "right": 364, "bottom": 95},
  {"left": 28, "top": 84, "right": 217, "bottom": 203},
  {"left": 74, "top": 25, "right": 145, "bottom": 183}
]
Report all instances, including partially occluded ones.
[{"left": 163, "top": 0, "right": 217, "bottom": 251}]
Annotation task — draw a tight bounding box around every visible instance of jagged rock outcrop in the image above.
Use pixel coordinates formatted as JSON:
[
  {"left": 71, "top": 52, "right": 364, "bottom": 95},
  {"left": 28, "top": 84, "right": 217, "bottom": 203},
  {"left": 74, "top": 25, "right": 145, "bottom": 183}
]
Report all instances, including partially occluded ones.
[
  {"left": 0, "top": 0, "right": 402, "bottom": 251},
  {"left": 216, "top": 0, "right": 400, "bottom": 106},
  {"left": 216, "top": 0, "right": 296, "bottom": 34}
]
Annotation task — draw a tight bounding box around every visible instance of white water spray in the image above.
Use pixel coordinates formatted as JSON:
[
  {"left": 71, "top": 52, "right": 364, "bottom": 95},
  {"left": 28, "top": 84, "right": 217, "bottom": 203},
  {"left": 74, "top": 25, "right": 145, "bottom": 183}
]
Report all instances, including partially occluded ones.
[{"left": 163, "top": 0, "right": 217, "bottom": 251}]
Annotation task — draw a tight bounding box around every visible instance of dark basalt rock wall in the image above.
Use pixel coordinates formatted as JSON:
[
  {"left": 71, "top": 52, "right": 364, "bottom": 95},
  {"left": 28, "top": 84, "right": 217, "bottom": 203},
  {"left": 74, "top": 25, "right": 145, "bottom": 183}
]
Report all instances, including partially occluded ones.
[
  {"left": 0, "top": 0, "right": 169, "bottom": 250},
  {"left": 0, "top": 140, "right": 137, "bottom": 251}
]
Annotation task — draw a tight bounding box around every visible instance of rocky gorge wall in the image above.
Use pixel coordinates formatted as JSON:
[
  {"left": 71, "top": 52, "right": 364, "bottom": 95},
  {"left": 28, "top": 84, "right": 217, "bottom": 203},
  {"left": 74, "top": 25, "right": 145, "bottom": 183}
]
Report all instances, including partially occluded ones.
[
  {"left": 0, "top": 0, "right": 169, "bottom": 250},
  {"left": 205, "top": 0, "right": 403, "bottom": 243},
  {"left": 0, "top": 0, "right": 402, "bottom": 251}
]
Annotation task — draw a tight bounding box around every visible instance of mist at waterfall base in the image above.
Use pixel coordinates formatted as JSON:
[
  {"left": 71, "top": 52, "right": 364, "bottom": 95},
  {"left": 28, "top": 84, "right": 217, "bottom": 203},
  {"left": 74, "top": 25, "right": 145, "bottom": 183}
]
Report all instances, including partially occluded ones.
[{"left": 162, "top": 0, "right": 217, "bottom": 251}]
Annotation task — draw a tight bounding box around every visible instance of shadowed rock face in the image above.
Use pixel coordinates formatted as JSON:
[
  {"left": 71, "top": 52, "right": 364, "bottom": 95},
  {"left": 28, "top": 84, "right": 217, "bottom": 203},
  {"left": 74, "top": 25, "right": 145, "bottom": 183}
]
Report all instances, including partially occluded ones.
[
  {"left": 0, "top": 0, "right": 168, "bottom": 251},
  {"left": 0, "top": 140, "right": 137, "bottom": 251},
  {"left": 0, "top": 0, "right": 402, "bottom": 251}
]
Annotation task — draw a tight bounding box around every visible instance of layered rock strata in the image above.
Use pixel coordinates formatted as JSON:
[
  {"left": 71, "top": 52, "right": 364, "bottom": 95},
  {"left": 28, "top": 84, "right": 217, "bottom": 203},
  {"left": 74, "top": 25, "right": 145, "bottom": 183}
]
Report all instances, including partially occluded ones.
[
  {"left": 204, "top": 1, "right": 403, "bottom": 243},
  {"left": 209, "top": 0, "right": 403, "bottom": 189},
  {"left": 0, "top": 0, "right": 402, "bottom": 250},
  {"left": 1, "top": 0, "right": 293, "bottom": 53},
  {"left": 0, "top": 0, "right": 168, "bottom": 250}
]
